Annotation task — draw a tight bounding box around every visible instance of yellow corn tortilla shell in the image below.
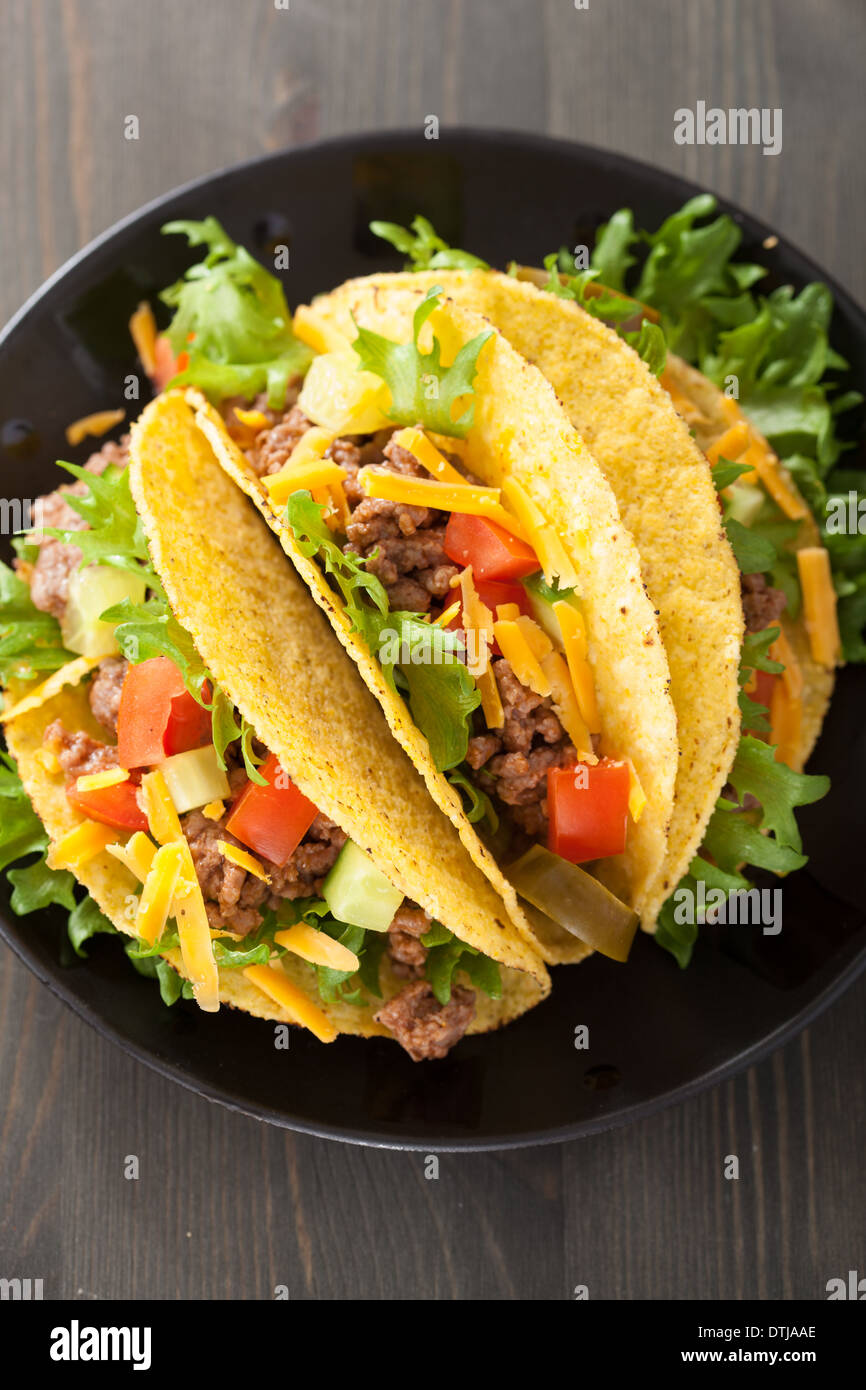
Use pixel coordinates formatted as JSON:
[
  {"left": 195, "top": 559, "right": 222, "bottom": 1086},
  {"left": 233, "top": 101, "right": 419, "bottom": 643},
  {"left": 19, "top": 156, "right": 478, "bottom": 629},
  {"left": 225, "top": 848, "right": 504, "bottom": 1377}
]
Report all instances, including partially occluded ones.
[
  {"left": 197, "top": 286, "right": 679, "bottom": 962},
  {"left": 133, "top": 388, "right": 547, "bottom": 1026},
  {"left": 6, "top": 684, "right": 543, "bottom": 1039},
  {"left": 347, "top": 271, "right": 744, "bottom": 930},
  {"left": 662, "top": 353, "right": 834, "bottom": 773}
]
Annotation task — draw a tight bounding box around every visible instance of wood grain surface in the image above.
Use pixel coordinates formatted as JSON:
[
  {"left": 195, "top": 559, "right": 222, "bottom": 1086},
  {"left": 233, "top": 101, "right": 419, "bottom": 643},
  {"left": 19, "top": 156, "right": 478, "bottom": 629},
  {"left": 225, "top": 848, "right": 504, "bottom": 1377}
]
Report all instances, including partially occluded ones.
[{"left": 1, "top": 0, "right": 863, "bottom": 1300}]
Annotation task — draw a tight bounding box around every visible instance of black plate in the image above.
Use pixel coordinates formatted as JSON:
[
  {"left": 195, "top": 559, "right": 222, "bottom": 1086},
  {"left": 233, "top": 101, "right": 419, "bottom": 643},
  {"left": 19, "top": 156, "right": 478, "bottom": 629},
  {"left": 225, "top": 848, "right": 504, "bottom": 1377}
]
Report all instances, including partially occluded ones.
[{"left": 1, "top": 129, "right": 864, "bottom": 1150}]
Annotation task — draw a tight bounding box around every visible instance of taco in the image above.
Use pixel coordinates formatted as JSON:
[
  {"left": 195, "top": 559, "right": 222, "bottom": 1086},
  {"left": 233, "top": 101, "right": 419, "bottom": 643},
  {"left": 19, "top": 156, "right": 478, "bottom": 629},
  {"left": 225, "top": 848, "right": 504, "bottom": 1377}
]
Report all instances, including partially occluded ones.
[
  {"left": 361, "top": 205, "right": 842, "bottom": 959},
  {"left": 154, "top": 222, "right": 680, "bottom": 966},
  {"left": 0, "top": 390, "right": 548, "bottom": 1061}
]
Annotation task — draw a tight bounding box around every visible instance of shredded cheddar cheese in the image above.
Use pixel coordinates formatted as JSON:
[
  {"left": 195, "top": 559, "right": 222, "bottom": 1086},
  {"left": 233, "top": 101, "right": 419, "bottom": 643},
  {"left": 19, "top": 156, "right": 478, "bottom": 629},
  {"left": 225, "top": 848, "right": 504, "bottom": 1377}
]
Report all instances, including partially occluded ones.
[
  {"left": 274, "top": 923, "right": 360, "bottom": 973},
  {"left": 75, "top": 767, "right": 130, "bottom": 793},
  {"left": 65, "top": 409, "right": 126, "bottom": 448},
  {"left": 106, "top": 831, "right": 157, "bottom": 884},
  {"left": 391, "top": 427, "right": 465, "bottom": 485},
  {"left": 139, "top": 768, "right": 183, "bottom": 846},
  {"left": 499, "top": 477, "right": 580, "bottom": 588},
  {"left": 717, "top": 396, "right": 808, "bottom": 520},
  {"left": 242, "top": 962, "right": 338, "bottom": 1042},
  {"left": 174, "top": 839, "right": 220, "bottom": 1013},
  {"left": 129, "top": 301, "right": 158, "bottom": 376},
  {"left": 47, "top": 820, "right": 115, "bottom": 871},
  {"left": 217, "top": 840, "right": 271, "bottom": 883},
  {"left": 493, "top": 619, "right": 551, "bottom": 698},
  {"left": 553, "top": 601, "right": 601, "bottom": 734},
  {"left": 458, "top": 567, "right": 493, "bottom": 678},
  {"left": 136, "top": 840, "right": 185, "bottom": 945},
  {"left": 796, "top": 547, "right": 840, "bottom": 668},
  {"left": 262, "top": 428, "right": 341, "bottom": 505},
  {"left": 540, "top": 650, "right": 594, "bottom": 761},
  {"left": 477, "top": 664, "right": 505, "bottom": 729},
  {"left": 625, "top": 760, "right": 647, "bottom": 822},
  {"left": 357, "top": 466, "right": 526, "bottom": 539}
]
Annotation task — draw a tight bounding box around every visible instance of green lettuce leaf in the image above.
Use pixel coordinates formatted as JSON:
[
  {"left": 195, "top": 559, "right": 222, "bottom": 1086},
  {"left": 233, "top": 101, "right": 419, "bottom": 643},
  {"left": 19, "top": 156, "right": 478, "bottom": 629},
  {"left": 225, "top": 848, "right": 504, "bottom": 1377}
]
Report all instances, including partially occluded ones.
[
  {"left": 160, "top": 217, "right": 311, "bottom": 409},
  {"left": 68, "top": 897, "right": 120, "bottom": 958},
  {"left": 352, "top": 285, "right": 493, "bottom": 439},
  {"left": 0, "top": 561, "right": 72, "bottom": 688},
  {"left": 7, "top": 857, "right": 76, "bottom": 915},
  {"left": 49, "top": 462, "right": 158, "bottom": 583},
  {"left": 420, "top": 922, "right": 502, "bottom": 1004},
  {"left": 286, "top": 491, "right": 480, "bottom": 769},
  {"left": 370, "top": 215, "right": 489, "bottom": 271}
]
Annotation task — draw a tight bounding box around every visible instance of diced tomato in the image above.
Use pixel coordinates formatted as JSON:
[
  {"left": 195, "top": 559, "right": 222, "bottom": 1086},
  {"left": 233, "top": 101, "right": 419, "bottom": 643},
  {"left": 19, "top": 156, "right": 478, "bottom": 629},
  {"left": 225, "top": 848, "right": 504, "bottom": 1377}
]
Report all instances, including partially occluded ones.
[
  {"left": 445, "top": 578, "right": 531, "bottom": 654},
  {"left": 548, "top": 759, "right": 630, "bottom": 864},
  {"left": 151, "top": 334, "right": 187, "bottom": 391},
  {"left": 443, "top": 512, "right": 540, "bottom": 582},
  {"left": 116, "top": 657, "right": 212, "bottom": 769},
  {"left": 225, "top": 752, "right": 318, "bottom": 866},
  {"left": 745, "top": 669, "right": 778, "bottom": 739},
  {"left": 66, "top": 778, "right": 148, "bottom": 832}
]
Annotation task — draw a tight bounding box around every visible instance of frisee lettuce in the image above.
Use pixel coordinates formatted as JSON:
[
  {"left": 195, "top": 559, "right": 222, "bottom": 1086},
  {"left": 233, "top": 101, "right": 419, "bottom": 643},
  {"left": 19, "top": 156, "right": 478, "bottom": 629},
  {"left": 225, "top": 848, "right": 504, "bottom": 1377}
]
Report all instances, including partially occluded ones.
[
  {"left": 420, "top": 921, "right": 502, "bottom": 1005},
  {"left": 370, "top": 215, "right": 490, "bottom": 272},
  {"left": 352, "top": 285, "right": 493, "bottom": 439},
  {"left": 0, "top": 561, "right": 72, "bottom": 690},
  {"left": 49, "top": 462, "right": 265, "bottom": 785},
  {"left": 286, "top": 490, "right": 480, "bottom": 770},
  {"left": 655, "top": 740, "right": 829, "bottom": 968},
  {"left": 159, "top": 217, "right": 311, "bottom": 409},
  {"left": 587, "top": 194, "right": 864, "bottom": 659}
]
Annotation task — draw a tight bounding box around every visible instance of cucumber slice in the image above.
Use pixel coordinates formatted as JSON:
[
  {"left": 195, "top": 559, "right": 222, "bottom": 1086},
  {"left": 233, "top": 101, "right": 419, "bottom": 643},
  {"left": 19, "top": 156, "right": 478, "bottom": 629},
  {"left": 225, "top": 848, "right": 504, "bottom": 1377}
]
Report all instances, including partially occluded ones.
[
  {"left": 61, "top": 564, "right": 147, "bottom": 658},
  {"left": 322, "top": 839, "right": 403, "bottom": 932},
  {"left": 726, "top": 483, "right": 765, "bottom": 529}
]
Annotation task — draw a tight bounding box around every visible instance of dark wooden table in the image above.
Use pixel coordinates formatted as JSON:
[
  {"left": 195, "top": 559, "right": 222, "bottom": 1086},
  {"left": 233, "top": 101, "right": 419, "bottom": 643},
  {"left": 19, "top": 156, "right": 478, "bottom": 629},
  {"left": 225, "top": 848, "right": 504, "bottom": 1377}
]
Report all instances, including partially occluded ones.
[{"left": 1, "top": 0, "right": 863, "bottom": 1300}]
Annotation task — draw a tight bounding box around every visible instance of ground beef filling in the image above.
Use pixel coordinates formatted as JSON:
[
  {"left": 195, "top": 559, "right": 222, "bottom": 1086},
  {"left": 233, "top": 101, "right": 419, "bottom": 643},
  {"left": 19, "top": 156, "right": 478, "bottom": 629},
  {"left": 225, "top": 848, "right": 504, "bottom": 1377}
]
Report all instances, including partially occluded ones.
[
  {"left": 181, "top": 808, "right": 346, "bottom": 935},
  {"left": 386, "top": 904, "right": 431, "bottom": 979},
  {"left": 42, "top": 712, "right": 345, "bottom": 936},
  {"left": 465, "top": 657, "right": 578, "bottom": 839},
  {"left": 88, "top": 657, "right": 129, "bottom": 737},
  {"left": 44, "top": 721, "right": 120, "bottom": 779},
  {"left": 243, "top": 412, "right": 460, "bottom": 612},
  {"left": 375, "top": 980, "right": 476, "bottom": 1062},
  {"left": 741, "top": 572, "right": 787, "bottom": 633},
  {"left": 24, "top": 437, "right": 130, "bottom": 623}
]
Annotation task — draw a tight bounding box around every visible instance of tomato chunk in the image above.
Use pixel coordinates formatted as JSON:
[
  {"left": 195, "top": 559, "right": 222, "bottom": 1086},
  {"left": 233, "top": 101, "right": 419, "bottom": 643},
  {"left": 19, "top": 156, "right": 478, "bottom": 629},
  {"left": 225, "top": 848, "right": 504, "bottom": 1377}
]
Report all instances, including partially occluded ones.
[
  {"left": 225, "top": 752, "right": 318, "bottom": 866},
  {"left": 443, "top": 512, "right": 540, "bottom": 581},
  {"left": 151, "top": 335, "right": 188, "bottom": 392},
  {"left": 548, "top": 760, "right": 630, "bottom": 864},
  {"left": 116, "top": 657, "right": 212, "bottom": 769},
  {"left": 66, "top": 778, "right": 148, "bottom": 832},
  {"left": 746, "top": 669, "right": 778, "bottom": 738}
]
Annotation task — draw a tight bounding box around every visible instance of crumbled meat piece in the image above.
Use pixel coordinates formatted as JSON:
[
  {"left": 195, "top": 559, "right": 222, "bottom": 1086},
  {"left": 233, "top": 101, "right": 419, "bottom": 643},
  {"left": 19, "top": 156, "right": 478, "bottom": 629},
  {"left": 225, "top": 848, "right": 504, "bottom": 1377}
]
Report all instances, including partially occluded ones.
[
  {"left": 245, "top": 403, "right": 313, "bottom": 477},
  {"left": 741, "top": 572, "right": 787, "bottom": 633},
  {"left": 465, "top": 657, "right": 577, "bottom": 837},
  {"left": 88, "top": 657, "right": 129, "bottom": 736},
  {"left": 387, "top": 903, "right": 431, "bottom": 979},
  {"left": 341, "top": 435, "right": 459, "bottom": 612},
  {"left": 375, "top": 980, "right": 476, "bottom": 1061},
  {"left": 29, "top": 539, "right": 82, "bottom": 620},
  {"left": 83, "top": 435, "right": 130, "bottom": 475},
  {"left": 24, "top": 435, "right": 130, "bottom": 621},
  {"left": 181, "top": 807, "right": 347, "bottom": 936},
  {"left": 181, "top": 811, "right": 271, "bottom": 936},
  {"left": 44, "top": 720, "right": 119, "bottom": 779}
]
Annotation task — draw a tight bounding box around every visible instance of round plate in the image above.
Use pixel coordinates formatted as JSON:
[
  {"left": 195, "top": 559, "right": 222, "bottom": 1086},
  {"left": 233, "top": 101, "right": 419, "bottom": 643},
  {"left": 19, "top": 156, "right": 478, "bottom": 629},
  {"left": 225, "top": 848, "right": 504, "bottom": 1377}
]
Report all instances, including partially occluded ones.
[{"left": 1, "top": 129, "right": 864, "bottom": 1150}]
